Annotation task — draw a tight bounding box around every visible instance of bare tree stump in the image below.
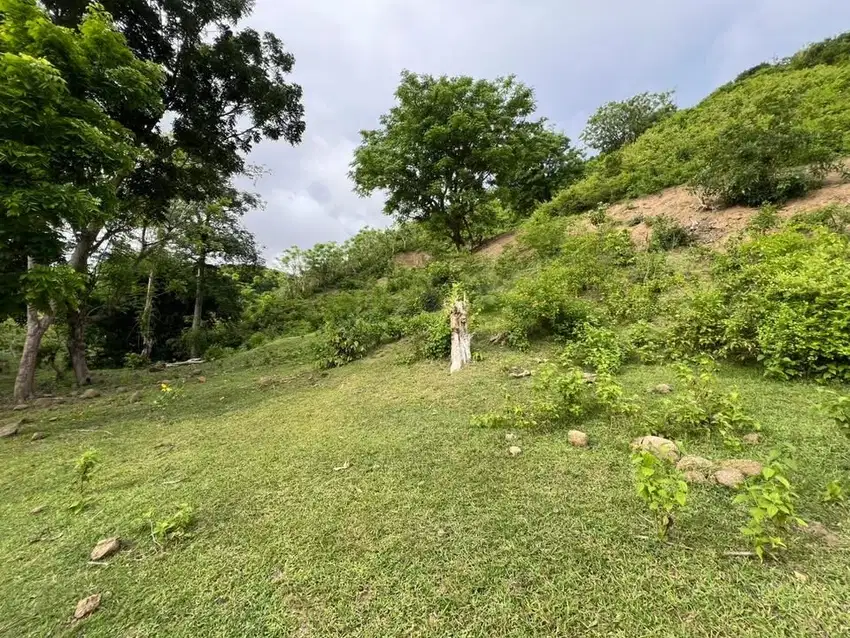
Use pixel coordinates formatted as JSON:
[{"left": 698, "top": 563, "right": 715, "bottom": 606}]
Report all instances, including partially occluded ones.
[{"left": 449, "top": 299, "right": 471, "bottom": 373}]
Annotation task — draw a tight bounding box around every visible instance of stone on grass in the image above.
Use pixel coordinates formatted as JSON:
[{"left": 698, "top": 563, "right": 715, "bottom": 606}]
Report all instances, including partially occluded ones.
[
  {"left": 676, "top": 456, "right": 714, "bottom": 475},
  {"left": 30, "top": 505, "right": 46, "bottom": 515},
  {"left": 742, "top": 433, "right": 762, "bottom": 445},
  {"left": 130, "top": 391, "right": 143, "bottom": 403},
  {"left": 804, "top": 521, "right": 841, "bottom": 548},
  {"left": 12, "top": 404, "right": 28, "bottom": 411},
  {"left": 197, "top": 376, "right": 207, "bottom": 384},
  {"left": 568, "top": 430, "right": 589, "bottom": 448},
  {"left": 80, "top": 389, "right": 101, "bottom": 400},
  {"left": 682, "top": 470, "right": 712, "bottom": 485},
  {"left": 115, "top": 386, "right": 127, "bottom": 394},
  {"left": 719, "top": 459, "right": 763, "bottom": 478},
  {"left": 507, "top": 367, "right": 531, "bottom": 379},
  {"left": 582, "top": 372, "right": 597, "bottom": 384},
  {"left": 630, "top": 435, "right": 680, "bottom": 462},
  {"left": 714, "top": 468, "right": 745, "bottom": 489},
  {"left": 0, "top": 422, "right": 20, "bottom": 438},
  {"left": 651, "top": 384, "right": 673, "bottom": 395},
  {"left": 505, "top": 433, "right": 517, "bottom": 442},
  {"left": 74, "top": 593, "right": 101, "bottom": 620},
  {"left": 31, "top": 432, "right": 47, "bottom": 441},
  {"left": 49, "top": 416, "right": 60, "bottom": 423},
  {"left": 508, "top": 445, "right": 522, "bottom": 457},
  {"left": 90, "top": 537, "right": 121, "bottom": 561}
]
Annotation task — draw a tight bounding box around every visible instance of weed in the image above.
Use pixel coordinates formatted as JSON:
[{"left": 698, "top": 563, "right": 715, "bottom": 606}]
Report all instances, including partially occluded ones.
[
  {"left": 632, "top": 450, "right": 688, "bottom": 541},
  {"left": 589, "top": 203, "right": 610, "bottom": 226},
  {"left": 560, "top": 323, "right": 625, "bottom": 373},
  {"left": 822, "top": 480, "right": 845, "bottom": 503},
  {"left": 818, "top": 390, "right": 850, "bottom": 437},
  {"left": 747, "top": 204, "right": 780, "bottom": 235},
  {"left": 647, "top": 215, "right": 694, "bottom": 251},
  {"left": 69, "top": 449, "right": 100, "bottom": 513},
  {"left": 146, "top": 504, "right": 195, "bottom": 548}
]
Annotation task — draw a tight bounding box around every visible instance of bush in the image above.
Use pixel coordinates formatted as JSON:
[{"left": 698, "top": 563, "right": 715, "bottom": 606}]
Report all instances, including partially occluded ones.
[
  {"left": 647, "top": 215, "right": 694, "bottom": 251},
  {"left": 123, "top": 352, "right": 150, "bottom": 369},
  {"left": 314, "top": 318, "right": 391, "bottom": 369},
  {"left": 632, "top": 450, "right": 688, "bottom": 541},
  {"left": 517, "top": 208, "right": 573, "bottom": 258},
  {"left": 406, "top": 311, "right": 452, "bottom": 360},
  {"left": 560, "top": 323, "right": 625, "bottom": 373}
]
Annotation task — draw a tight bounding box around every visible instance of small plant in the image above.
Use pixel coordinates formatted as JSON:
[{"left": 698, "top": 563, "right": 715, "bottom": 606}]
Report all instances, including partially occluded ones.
[
  {"left": 647, "top": 215, "right": 694, "bottom": 251},
  {"left": 818, "top": 390, "right": 850, "bottom": 437},
  {"left": 588, "top": 203, "right": 610, "bottom": 226},
  {"left": 153, "top": 382, "right": 184, "bottom": 410},
  {"left": 560, "top": 323, "right": 625, "bottom": 374},
  {"left": 146, "top": 504, "right": 195, "bottom": 548},
  {"left": 632, "top": 450, "right": 688, "bottom": 541},
  {"left": 822, "top": 479, "right": 845, "bottom": 503},
  {"left": 733, "top": 446, "right": 806, "bottom": 561},
  {"left": 123, "top": 352, "right": 150, "bottom": 369},
  {"left": 69, "top": 449, "right": 100, "bottom": 513},
  {"left": 747, "top": 204, "right": 780, "bottom": 235}
]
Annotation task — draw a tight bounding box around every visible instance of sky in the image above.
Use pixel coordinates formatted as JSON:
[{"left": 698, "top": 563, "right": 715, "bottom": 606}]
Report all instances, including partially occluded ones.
[{"left": 239, "top": 0, "right": 850, "bottom": 263}]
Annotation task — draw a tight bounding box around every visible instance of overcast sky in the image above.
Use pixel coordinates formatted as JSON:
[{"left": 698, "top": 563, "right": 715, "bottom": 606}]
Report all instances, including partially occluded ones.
[{"left": 238, "top": 0, "right": 850, "bottom": 262}]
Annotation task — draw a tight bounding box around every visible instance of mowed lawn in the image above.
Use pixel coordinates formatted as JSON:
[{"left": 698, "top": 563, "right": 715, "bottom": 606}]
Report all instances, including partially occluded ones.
[{"left": 1, "top": 339, "right": 849, "bottom": 637}]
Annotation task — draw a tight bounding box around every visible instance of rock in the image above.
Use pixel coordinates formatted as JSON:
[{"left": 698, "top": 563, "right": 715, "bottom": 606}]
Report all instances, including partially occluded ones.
[
  {"left": 0, "top": 422, "right": 20, "bottom": 438},
  {"left": 793, "top": 571, "right": 809, "bottom": 583},
  {"left": 582, "top": 372, "right": 597, "bottom": 384},
  {"left": 567, "top": 430, "right": 589, "bottom": 448},
  {"left": 53, "top": 397, "right": 66, "bottom": 405},
  {"left": 719, "top": 459, "right": 763, "bottom": 478},
  {"left": 12, "top": 404, "right": 28, "bottom": 411},
  {"left": 682, "top": 470, "right": 711, "bottom": 485},
  {"left": 507, "top": 367, "right": 531, "bottom": 379},
  {"left": 189, "top": 368, "right": 203, "bottom": 377},
  {"left": 714, "top": 468, "right": 746, "bottom": 489},
  {"left": 30, "top": 505, "right": 46, "bottom": 515},
  {"left": 74, "top": 593, "right": 101, "bottom": 620},
  {"left": 32, "top": 397, "right": 54, "bottom": 409},
  {"left": 508, "top": 445, "right": 522, "bottom": 457},
  {"left": 742, "top": 433, "right": 762, "bottom": 445},
  {"left": 130, "top": 391, "right": 143, "bottom": 403},
  {"left": 630, "top": 435, "right": 680, "bottom": 462},
  {"left": 115, "top": 386, "right": 128, "bottom": 394},
  {"left": 49, "top": 417, "right": 60, "bottom": 423},
  {"left": 148, "top": 362, "right": 166, "bottom": 373},
  {"left": 90, "top": 537, "right": 121, "bottom": 561},
  {"left": 79, "top": 389, "right": 101, "bottom": 400},
  {"left": 30, "top": 432, "right": 47, "bottom": 441},
  {"left": 651, "top": 383, "right": 673, "bottom": 395},
  {"left": 505, "top": 433, "right": 517, "bottom": 441},
  {"left": 197, "top": 376, "right": 207, "bottom": 384},
  {"left": 805, "top": 521, "right": 842, "bottom": 548},
  {"left": 676, "top": 455, "right": 715, "bottom": 474}
]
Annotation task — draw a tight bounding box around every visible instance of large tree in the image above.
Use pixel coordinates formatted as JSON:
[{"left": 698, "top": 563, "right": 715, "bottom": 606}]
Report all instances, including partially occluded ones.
[
  {"left": 41, "top": 0, "right": 306, "bottom": 384},
  {"left": 580, "top": 91, "right": 677, "bottom": 154},
  {"left": 350, "top": 71, "right": 580, "bottom": 249},
  {"left": 0, "top": 0, "right": 164, "bottom": 401}
]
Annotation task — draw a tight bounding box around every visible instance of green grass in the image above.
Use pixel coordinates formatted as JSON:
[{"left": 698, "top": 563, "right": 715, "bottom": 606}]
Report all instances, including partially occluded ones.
[{"left": 1, "top": 338, "right": 849, "bottom": 637}]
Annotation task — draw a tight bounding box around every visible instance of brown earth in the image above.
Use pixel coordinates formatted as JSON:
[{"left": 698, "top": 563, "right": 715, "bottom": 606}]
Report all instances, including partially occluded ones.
[
  {"left": 393, "top": 250, "right": 432, "bottom": 268},
  {"left": 473, "top": 231, "right": 518, "bottom": 258}
]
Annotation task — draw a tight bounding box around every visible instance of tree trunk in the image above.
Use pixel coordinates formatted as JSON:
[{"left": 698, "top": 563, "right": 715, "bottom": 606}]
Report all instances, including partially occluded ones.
[
  {"left": 14, "top": 259, "right": 55, "bottom": 403},
  {"left": 66, "top": 227, "right": 98, "bottom": 386},
  {"left": 190, "top": 255, "right": 205, "bottom": 358},
  {"left": 449, "top": 298, "right": 472, "bottom": 373},
  {"left": 140, "top": 267, "right": 156, "bottom": 359},
  {"left": 67, "top": 308, "right": 91, "bottom": 386}
]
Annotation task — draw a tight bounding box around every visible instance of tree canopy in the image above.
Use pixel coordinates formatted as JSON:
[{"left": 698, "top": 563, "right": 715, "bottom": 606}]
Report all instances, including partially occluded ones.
[
  {"left": 580, "top": 91, "right": 677, "bottom": 154},
  {"left": 350, "top": 71, "right": 581, "bottom": 248}
]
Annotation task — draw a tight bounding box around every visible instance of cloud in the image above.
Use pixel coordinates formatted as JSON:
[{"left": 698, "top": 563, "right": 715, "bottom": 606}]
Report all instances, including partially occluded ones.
[{"left": 239, "top": 0, "right": 850, "bottom": 261}]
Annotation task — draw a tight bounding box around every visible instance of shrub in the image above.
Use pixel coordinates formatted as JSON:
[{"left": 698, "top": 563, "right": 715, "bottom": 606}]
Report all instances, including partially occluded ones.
[
  {"left": 560, "top": 323, "right": 625, "bottom": 373},
  {"left": 817, "top": 390, "right": 850, "bottom": 437},
  {"left": 517, "top": 208, "right": 573, "bottom": 258},
  {"left": 406, "top": 311, "right": 452, "bottom": 360},
  {"left": 632, "top": 450, "right": 689, "bottom": 541},
  {"left": 123, "top": 352, "right": 150, "bottom": 369},
  {"left": 822, "top": 480, "right": 845, "bottom": 503},
  {"left": 314, "top": 318, "right": 390, "bottom": 369},
  {"left": 747, "top": 204, "right": 780, "bottom": 235},
  {"left": 733, "top": 446, "right": 805, "bottom": 561},
  {"left": 588, "top": 203, "right": 610, "bottom": 226},
  {"left": 647, "top": 215, "right": 694, "bottom": 251}
]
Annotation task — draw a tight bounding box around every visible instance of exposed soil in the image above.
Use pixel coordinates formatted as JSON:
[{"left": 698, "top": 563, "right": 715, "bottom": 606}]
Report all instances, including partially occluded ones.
[
  {"left": 473, "top": 231, "right": 518, "bottom": 258},
  {"left": 393, "top": 250, "right": 432, "bottom": 268}
]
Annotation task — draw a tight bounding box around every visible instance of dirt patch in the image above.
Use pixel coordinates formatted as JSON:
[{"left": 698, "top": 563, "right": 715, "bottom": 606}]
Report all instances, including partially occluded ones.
[
  {"left": 473, "top": 232, "right": 517, "bottom": 258},
  {"left": 608, "top": 176, "right": 850, "bottom": 247},
  {"left": 393, "top": 251, "right": 432, "bottom": 268}
]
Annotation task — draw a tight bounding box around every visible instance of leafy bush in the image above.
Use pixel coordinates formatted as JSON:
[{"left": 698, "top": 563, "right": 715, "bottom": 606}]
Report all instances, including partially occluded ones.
[
  {"left": 517, "top": 208, "right": 573, "bottom": 258},
  {"left": 632, "top": 450, "right": 688, "bottom": 541},
  {"left": 560, "top": 323, "right": 625, "bottom": 373},
  {"left": 314, "top": 318, "right": 391, "bottom": 369},
  {"left": 818, "top": 390, "right": 850, "bottom": 437},
  {"left": 822, "top": 480, "right": 845, "bottom": 503},
  {"left": 647, "top": 216, "right": 694, "bottom": 251},
  {"left": 406, "top": 311, "right": 452, "bottom": 360},
  {"left": 747, "top": 204, "right": 780, "bottom": 235},
  {"left": 733, "top": 446, "right": 805, "bottom": 561},
  {"left": 123, "top": 352, "right": 150, "bottom": 369}
]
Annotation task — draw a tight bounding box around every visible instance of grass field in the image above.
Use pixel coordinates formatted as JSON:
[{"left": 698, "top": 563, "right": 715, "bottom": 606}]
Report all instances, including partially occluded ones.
[{"left": 1, "top": 338, "right": 849, "bottom": 637}]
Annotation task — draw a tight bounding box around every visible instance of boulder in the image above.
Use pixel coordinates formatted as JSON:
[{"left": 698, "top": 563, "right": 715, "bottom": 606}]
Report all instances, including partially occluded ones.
[
  {"left": 74, "top": 593, "right": 101, "bottom": 620},
  {"left": 12, "top": 404, "right": 28, "bottom": 411},
  {"left": 30, "top": 432, "right": 47, "bottom": 442},
  {"left": 197, "top": 376, "right": 207, "bottom": 384},
  {"left": 742, "top": 433, "right": 762, "bottom": 445},
  {"left": 90, "top": 537, "right": 121, "bottom": 561},
  {"left": 79, "top": 389, "right": 101, "bottom": 400},
  {"left": 630, "top": 435, "right": 680, "bottom": 462},
  {"left": 567, "top": 430, "right": 589, "bottom": 448},
  {"left": 682, "top": 470, "right": 712, "bottom": 485},
  {"left": 676, "top": 455, "right": 714, "bottom": 475},
  {"left": 714, "top": 468, "right": 745, "bottom": 489},
  {"left": 651, "top": 383, "right": 673, "bottom": 395},
  {"left": 130, "top": 391, "right": 143, "bottom": 403},
  {"left": 508, "top": 446, "right": 522, "bottom": 457},
  {"left": 0, "top": 422, "right": 20, "bottom": 438},
  {"left": 719, "top": 459, "right": 763, "bottom": 478}
]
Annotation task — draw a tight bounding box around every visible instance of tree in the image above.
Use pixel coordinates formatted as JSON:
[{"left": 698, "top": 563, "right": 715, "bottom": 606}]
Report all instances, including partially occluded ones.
[
  {"left": 42, "top": 0, "right": 306, "bottom": 383},
  {"left": 171, "top": 195, "right": 260, "bottom": 358},
  {"left": 0, "top": 0, "right": 164, "bottom": 401},
  {"left": 350, "top": 71, "right": 579, "bottom": 249},
  {"left": 581, "top": 91, "right": 677, "bottom": 154}
]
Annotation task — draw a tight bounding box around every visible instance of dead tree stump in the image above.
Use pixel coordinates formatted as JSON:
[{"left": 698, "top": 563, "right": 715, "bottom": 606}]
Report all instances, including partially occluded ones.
[{"left": 450, "top": 299, "right": 472, "bottom": 373}]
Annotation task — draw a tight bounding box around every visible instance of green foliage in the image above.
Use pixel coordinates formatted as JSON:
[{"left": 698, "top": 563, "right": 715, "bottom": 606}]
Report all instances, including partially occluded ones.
[
  {"left": 733, "top": 447, "right": 805, "bottom": 560},
  {"left": 145, "top": 504, "right": 195, "bottom": 548},
  {"left": 581, "top": 91, "right": 677, "bottom": 154},
  {"left": 588, "top": 203, "right": 610, "bottom": 227},
  {"left": 69, "top": 448, "right": 100, "bottom": 512},
  {"left": 516, "top": 208, "right": 573, "bottom": 258},
  {"left": 647, "top": 216, "right": 694, "bottom": 251},
  {"left": 632, "top": 450, "right": 688, "bottom": 541},
  {"left": 822, "top": 480, "right": 845, "bottom": 503},
  {"left": 655, "top": 359, "right": 758, "bottom": 445},
  {"left": 123, "top": 352, "right": 150, "bottom": 369},
  {"left": 817, "top": 390, "right": 850, "bottom": 437},
  {"left": 747, "top": 204, "right": 780, "bottom": 235},
  {"left": 406, "top": 311, "right": 452, "bottom": 361},
  {"left": 314, "top": 318, "right": 396, "bottom": 369},
  {"left": 560, "top": 323, "right": 625, "bottom": 373},
  {"left": 153, "top": 382, "right": 184, "bottom": 411},
  {"left": 350, "top": 70, "right": 581, "bottom": 248}
]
